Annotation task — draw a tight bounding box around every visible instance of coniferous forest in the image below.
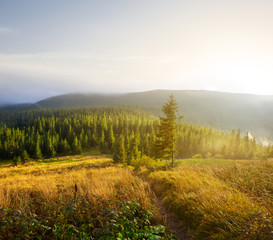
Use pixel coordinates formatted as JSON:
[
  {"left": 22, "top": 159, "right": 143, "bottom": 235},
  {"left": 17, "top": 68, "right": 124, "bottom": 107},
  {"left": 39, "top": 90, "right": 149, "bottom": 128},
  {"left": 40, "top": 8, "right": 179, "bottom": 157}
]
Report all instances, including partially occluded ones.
[{"left": 0, "top": 106, "right": 272, "bottom": 164}]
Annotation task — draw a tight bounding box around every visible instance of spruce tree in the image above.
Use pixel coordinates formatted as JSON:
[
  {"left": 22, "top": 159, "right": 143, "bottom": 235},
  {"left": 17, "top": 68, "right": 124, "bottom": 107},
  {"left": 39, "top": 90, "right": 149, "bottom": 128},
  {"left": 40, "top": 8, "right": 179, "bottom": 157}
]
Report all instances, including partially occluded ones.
[
  {"left": 44, "top": 134, "right": 56, "bottom": 158},
  {"left": 244, "top": 131, "right": 250, "bottom": 159},
  {"left": 108, "top": 125, "right": 115, "bottom": 151},
  {"left": 72, "top": 136, "right": 82, "bottom": 154},
  {"left": 113, "top": 135, "right": 126, "bottom": 163},
  {"left": 127, "top": 135, "right": 140, "bottom": 164},
  {"left": 21, "top": 150, "right": 29, "bottom": 164},
  {"left": 63, "top": 139, "right": 71, "bottom": 155},
  {"left": 155, "top": 94, "right": 181, "bottom": 167},
  {"left": 34, "top": 142, "right": 43, "bottom": 159},
  {"left": 99, "top": 130, "right": 106, "bottom": 153},
  {"left": 235, "top": 128, "right": 241, "bottom": 158}
]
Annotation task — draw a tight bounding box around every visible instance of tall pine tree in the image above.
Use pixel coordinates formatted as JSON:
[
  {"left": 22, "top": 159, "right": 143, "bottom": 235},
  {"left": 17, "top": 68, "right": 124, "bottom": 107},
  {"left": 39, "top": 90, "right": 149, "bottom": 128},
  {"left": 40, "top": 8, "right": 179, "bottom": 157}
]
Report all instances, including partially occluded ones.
[{"left": 155, "top": 94, "right": 181, "bottom": 167}]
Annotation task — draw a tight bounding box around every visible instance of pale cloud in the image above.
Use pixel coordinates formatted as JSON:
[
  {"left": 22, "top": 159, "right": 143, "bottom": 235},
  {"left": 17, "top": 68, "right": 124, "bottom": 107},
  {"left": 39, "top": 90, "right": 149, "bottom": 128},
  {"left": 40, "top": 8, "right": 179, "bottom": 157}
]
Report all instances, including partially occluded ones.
[
  {"left": 0, "top": 52, "right": 182, "bottom": 91},
  {"left": 0, "top": 52, "right": 186, "bottom": 103},
  {"left": 1, "top": 49, "right": 273, "bottom": 103}
]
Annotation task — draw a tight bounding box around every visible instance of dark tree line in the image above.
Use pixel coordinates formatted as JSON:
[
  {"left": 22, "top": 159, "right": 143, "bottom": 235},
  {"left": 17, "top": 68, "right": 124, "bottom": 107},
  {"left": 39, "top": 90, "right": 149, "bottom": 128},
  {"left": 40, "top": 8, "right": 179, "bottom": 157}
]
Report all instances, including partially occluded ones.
[{"left": 0, "top": 107, "right": 271, "bottom": 164}]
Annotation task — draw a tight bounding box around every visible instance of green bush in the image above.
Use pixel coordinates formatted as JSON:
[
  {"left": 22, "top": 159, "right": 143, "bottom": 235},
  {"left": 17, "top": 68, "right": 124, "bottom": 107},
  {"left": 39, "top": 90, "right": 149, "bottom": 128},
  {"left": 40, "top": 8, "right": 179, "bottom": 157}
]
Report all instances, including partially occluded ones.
[
  {"left": 0, "top": 197, "right": 176, "bottom": 239},
  {"left": 131, "top": 156, "right": 165, "bottom": 171},
  {"left": 92, "top": 200, "right": 176, "bottom": 239}
]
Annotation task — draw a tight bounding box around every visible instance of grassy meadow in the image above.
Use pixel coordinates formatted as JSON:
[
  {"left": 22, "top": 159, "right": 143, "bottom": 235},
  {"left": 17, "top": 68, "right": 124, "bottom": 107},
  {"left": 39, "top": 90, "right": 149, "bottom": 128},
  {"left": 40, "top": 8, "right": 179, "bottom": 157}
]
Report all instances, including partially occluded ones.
[
  {"left": 148, "top": 158, "right": 273, "bottom": 239},
  {"left": 0, "top": 155, "right": 272, "bottom": 239},
  {"left": 0, "top": 154, "right": 176, "bottom": 239}
]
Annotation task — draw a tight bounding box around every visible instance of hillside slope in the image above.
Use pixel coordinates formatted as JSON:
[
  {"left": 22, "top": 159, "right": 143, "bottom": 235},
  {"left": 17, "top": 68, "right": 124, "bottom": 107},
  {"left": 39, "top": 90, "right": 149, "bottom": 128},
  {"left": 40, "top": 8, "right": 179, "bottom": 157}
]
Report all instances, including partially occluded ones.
[{"left": 36, "top": 90, "right": 273, "bottom": 141}]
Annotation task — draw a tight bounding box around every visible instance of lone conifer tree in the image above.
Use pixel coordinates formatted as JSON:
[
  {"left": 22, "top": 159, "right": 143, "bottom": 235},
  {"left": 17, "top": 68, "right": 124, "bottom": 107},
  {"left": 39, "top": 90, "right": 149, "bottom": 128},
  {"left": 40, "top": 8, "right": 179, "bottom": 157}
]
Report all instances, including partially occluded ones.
[{"left": 156, "top": 94, "right": 181, "bottom": 167}]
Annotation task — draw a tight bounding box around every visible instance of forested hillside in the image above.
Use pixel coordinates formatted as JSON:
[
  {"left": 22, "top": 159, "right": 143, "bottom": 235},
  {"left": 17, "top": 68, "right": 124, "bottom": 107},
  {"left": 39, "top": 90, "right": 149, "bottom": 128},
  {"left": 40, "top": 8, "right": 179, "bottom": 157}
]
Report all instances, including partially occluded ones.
[
  {"left": 30, "top": 90, "right": 273, "bottom": 141},
  {"left": 3, "top": 90, "right": 273, "bottom": 141},
  {"left": 0, "top": 107, "right": 271, "bottom": 163}
]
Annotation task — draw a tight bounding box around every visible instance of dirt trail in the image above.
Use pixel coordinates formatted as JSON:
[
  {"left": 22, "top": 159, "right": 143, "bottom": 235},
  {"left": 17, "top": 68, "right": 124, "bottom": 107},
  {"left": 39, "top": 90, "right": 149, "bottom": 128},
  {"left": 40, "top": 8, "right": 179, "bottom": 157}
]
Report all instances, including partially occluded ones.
[
  {"left": 153, "top": 195, "right": 191, "bottom": 240},
  {"left": 135, "top": 171, "right": 191, "bottom": 239}
]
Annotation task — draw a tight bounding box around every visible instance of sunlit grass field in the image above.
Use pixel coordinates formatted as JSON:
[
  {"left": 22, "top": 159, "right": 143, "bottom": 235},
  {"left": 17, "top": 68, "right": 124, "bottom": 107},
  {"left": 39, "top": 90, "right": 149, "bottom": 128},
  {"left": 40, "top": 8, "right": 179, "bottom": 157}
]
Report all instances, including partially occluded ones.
[
  {"left": 0, "top": 157, "right": 151, "bottom": 209},
  {"left": 148, "top": 158, "right": 273, "bottom": 239},
  {"left": 0, "top": 155, "right": 272, "bottom": 239},
  {"left": 0, "top": 154, "right": 177, "bottom": 239}
]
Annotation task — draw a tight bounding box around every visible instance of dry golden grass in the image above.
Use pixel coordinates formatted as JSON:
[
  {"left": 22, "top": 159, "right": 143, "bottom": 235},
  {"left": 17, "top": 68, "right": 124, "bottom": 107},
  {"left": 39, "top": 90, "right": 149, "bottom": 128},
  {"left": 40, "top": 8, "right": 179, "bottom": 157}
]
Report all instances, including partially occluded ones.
[
  {"left": 0, "top": 155, "right": 176, "bottom": 240},
  {"left": 176, "top": 158, "right": 273, "bottom": 211},
  {"left": 1, "top": 155, "right": 272, "bottom": 239},
  {"left": 148, "top": 159, "right": 273, "bottom": 239},
  {"left": 0, "top": 155, "right": 152, "bottom": 210}
]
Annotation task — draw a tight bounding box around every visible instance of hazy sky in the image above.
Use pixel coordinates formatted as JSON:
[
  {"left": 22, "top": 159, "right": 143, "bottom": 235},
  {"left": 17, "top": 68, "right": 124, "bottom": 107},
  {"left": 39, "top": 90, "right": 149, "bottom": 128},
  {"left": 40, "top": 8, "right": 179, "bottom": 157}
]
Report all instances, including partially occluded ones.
[{"left": 1, "top": 0, "right": 273, "bottom": 103}]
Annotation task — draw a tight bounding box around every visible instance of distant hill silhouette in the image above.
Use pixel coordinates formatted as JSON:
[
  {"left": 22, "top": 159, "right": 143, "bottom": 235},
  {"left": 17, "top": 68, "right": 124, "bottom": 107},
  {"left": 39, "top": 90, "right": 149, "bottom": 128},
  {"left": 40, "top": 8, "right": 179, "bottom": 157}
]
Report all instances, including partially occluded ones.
[
  {"left": 2, "top": 90, "right": 273, "bottom": 141},
  {"left": 0, "top": 103, "right": 37, "bottom": 109}
]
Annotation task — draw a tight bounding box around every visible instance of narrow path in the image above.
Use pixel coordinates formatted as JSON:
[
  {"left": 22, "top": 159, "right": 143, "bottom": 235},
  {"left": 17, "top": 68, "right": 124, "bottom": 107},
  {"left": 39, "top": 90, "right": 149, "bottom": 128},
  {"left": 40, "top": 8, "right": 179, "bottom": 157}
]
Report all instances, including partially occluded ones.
[
  {"left": 153, "top": 195, "right": 191, "bottom": 240},
  {"left": 134, "top": 172, "right": 191, "bottom": 239}
]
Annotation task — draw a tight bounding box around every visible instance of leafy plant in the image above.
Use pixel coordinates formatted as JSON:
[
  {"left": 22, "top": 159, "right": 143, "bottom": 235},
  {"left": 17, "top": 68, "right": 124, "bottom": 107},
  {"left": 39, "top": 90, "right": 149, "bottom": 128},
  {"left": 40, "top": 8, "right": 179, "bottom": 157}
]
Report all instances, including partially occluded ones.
[
  {"left": 0, "top": 197, "right": 176, "bottom": 239},
  {"left": 92, "top": 200, "right": 177, "bottom": 239}
]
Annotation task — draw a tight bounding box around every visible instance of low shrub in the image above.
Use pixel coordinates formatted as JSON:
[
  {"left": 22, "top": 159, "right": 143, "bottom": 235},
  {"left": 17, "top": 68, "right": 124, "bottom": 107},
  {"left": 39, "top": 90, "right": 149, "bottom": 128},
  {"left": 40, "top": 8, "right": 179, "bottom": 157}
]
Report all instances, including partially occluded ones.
[
  {"left": 0, "top": 197, "right": 177, "bottom": 239},
  {"left": 131, "top": 155, "right": 165, "bottom": 172}
]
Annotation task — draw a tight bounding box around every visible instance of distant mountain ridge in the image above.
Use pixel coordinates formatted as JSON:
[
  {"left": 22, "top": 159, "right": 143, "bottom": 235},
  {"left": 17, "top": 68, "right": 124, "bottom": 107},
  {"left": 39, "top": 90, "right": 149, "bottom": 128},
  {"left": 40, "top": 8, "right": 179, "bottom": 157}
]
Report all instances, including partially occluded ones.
[{"left": 2, "top": 90, "right": 273, "bottom": 141}]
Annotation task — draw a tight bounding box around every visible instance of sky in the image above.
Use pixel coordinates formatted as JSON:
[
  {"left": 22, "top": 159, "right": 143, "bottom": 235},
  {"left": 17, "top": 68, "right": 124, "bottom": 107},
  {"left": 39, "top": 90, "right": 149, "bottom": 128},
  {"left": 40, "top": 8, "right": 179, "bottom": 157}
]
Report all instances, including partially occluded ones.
[{"left": 1, "top": 0, "right": 273, "bottom": 103}]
